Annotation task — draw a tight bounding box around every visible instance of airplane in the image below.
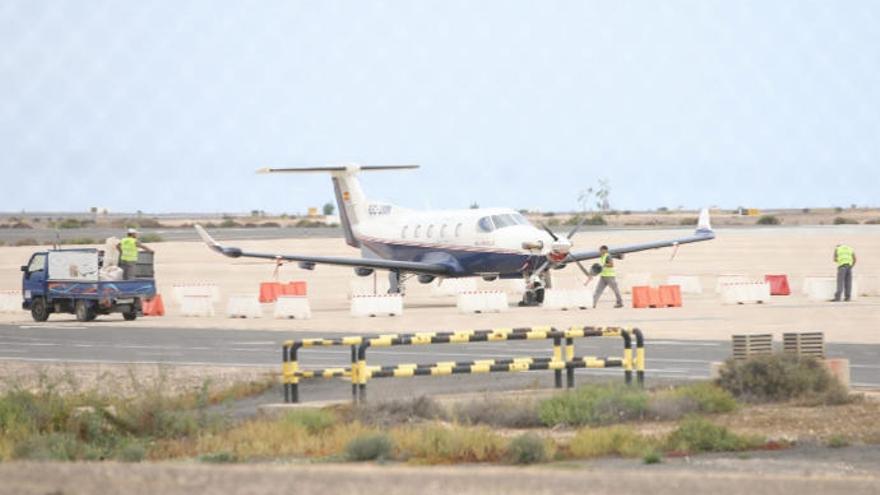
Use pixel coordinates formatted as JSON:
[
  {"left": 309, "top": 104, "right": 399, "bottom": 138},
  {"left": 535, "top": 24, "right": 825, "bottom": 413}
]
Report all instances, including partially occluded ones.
[{"left": 195, "top": 164, "right": 715, "bottom": 306}]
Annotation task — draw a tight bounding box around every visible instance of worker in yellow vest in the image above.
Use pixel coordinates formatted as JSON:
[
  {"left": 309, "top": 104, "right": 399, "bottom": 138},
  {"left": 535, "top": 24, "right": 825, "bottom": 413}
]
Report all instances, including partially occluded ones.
[
  {"left": 592, "top": 245, "right": 623, "bottom": 308},
  {"left": 116, "top": 228, "right": 153, "bottom": 280},
  {"left": 832, "top": 244, "right": 856, "bottom": 302}
]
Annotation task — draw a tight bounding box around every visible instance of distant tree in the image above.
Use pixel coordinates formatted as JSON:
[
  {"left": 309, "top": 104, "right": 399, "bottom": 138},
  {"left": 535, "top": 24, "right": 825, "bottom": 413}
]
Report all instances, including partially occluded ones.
[
  {"left": 323, "top": 202, "right": 335, "bottom": 216},
  {"left": 469, "top": 202, "right": 479, "bottom": 209},
  {"left": 594, "top": 179, "right": 611, "bottom": 212}
]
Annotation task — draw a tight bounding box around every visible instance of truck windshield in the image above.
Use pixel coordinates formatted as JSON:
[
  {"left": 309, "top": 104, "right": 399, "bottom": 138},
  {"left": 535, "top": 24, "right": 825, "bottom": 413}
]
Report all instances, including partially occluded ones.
[{"left": 28, "top": 254, "right": 46, "bottom": 273}]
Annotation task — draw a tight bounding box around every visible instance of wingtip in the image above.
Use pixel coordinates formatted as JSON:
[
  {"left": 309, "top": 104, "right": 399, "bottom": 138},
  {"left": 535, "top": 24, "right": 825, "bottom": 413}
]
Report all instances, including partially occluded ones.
[{"left": 696, "top": 208, "right": 713, "bottom": 234}]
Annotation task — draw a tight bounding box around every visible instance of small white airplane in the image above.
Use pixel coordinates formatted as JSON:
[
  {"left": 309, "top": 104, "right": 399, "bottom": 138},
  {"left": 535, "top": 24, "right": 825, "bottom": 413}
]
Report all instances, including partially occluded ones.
[{"left": 195, "top": 165, "right": 714, "bottom": 305}]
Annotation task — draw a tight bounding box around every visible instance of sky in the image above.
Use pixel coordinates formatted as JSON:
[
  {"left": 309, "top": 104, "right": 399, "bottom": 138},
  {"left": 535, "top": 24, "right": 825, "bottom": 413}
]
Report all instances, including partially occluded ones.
[{"left": 1, "top": 1, "right": 879, "bottom": 214}]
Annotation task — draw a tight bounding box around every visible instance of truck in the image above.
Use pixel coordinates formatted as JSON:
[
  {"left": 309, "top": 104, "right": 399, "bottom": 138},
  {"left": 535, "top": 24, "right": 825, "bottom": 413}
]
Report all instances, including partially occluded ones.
[{"left": 21, "top": 248, "right": 156, "bottom": 322}]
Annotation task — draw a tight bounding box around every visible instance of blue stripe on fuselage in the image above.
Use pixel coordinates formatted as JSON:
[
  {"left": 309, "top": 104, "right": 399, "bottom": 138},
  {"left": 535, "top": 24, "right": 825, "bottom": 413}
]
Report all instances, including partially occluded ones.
[{"left": 360, "top": 238, "right": 538, "bottom": 276}]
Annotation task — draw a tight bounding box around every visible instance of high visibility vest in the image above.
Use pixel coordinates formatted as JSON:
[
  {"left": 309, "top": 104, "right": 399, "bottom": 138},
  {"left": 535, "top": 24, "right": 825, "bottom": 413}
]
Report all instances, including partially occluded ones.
[
  {"left": 600, "top": 253, "right": 615, "bottom": 277},
  {"left": 120, "top": 237, "right": 139, "bottom": 263},
  {"left": 835, "top": 245, "right": 854, "bottom": 267}
]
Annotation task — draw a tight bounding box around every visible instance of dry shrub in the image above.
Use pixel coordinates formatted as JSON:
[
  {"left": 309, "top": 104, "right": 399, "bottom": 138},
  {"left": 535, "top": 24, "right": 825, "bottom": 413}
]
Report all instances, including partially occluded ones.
[
  {"left": 453, "top": 396, "right": 543, "bottom": 428},
  {"left": 717, "top": 355, "right": 852, "bottom": 405},
  {"left": 345, "top": 396, "right": 446, "bottom": 427},
  {"left": 538, "top": 384, "right": 648, "bottom": 427}
]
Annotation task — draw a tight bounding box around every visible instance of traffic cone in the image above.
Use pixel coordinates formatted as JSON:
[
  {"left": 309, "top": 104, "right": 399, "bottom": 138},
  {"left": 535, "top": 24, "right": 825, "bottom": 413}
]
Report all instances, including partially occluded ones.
[{"left": 143, "top": 294, "right": 166, "bottom": 316}]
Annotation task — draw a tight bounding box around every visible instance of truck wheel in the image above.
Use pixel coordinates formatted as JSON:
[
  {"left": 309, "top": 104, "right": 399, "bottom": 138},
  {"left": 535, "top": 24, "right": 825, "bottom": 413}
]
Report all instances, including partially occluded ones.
[
  {"left": 122, "top": 309, "right": 137, "bottom": 321},
  {"left": 75, "top": 300, "right": 96, "bottom": 322},
  {"left": 31, "top": 297, "right": 50, "bottom": 322}
]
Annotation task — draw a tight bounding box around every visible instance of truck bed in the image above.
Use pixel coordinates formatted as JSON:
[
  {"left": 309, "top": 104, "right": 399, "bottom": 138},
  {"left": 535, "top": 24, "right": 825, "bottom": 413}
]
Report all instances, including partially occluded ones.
[{"left": 45, "top": 279, "right": 157, "bottom": 301}]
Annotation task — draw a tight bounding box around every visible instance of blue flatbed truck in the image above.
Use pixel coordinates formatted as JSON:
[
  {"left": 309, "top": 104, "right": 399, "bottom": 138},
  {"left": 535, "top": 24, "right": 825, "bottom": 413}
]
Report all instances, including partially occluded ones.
[{"left": 21, "top": 248, "right": 156, "bottom": 322}]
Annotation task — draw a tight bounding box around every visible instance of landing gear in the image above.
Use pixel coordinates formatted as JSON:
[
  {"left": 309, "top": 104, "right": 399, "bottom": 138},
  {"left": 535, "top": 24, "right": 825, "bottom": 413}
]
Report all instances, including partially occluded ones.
[
  {"left": 519, "top": 271, "right": 552, "bottom": 307},
  {"left": 387, "top": 270, "right": 408, "bottom": 296}
]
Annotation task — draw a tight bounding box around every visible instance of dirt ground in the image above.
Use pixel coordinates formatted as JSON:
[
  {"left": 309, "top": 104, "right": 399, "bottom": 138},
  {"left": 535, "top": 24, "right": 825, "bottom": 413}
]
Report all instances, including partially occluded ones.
[{"left": 1, "top": 226, "right": 878, "bottom": 343}]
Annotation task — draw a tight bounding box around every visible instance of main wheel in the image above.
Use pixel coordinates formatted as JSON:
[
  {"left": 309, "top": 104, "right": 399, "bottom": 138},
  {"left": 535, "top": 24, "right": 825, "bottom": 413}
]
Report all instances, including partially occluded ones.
[
  {"left": 122, "top": 309, "right": 137, "bottom": 321},
  {"left": 31, "top": 297, "right": 50, "bottom": 322},
  {"left": 75, "top": 300, "right": 96, "bottom": 322}
]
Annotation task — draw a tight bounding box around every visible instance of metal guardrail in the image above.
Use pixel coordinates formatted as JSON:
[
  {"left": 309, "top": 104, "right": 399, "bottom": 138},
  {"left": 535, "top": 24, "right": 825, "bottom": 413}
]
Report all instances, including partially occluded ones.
[
  {"left": 281, "top": 325, "right": 645, "bottom": 403},
  {"left": 783, "top": 332, "right": 825, "bottom": 358},
  {"left": 731, "top": 334, "right": 773, "bottom": 360}
]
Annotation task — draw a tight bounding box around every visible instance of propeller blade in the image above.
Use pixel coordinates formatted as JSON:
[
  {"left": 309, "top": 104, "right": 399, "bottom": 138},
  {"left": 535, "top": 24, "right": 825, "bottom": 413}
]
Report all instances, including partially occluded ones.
[
  {"left": 574, "top": 260, "right": 592, "bottom": 278},
  {"left": 567, "top": 214, "right": 590, "bottom": 240},
  {"left": 538, "top": 222, "right": 559, "bottom": 242}
]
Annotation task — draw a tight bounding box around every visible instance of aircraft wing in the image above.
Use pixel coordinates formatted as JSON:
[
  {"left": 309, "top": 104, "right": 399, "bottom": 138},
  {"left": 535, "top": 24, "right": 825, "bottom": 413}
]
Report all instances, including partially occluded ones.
[
  {"left": 565, "top": 208, "right": 716, "bottom": 263},
  {"left": 194, "top": 225, "right": 453, "bottom": 275}
]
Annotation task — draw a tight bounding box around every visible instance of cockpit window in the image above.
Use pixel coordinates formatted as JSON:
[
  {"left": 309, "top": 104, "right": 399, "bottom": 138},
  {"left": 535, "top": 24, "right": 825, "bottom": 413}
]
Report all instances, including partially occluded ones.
[
  {"left": 476, "top": 216, "right": 495, "bottom": 233},
  {"left": 490, "top": 214, "right": 530, "bottom": 230}
]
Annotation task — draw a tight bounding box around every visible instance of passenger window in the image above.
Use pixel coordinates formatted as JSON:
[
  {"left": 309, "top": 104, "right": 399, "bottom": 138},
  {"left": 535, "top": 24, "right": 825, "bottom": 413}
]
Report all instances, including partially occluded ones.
[
  {"left": 439, "top": 224, "right": 447, "bottom": 238},
  {"left": 401, "top": 226, "right": 408, "bottom": 239},
  {"left": 414, "top": 225, "right": 421, "bottom": 238},
  {"left": 477, "top": 217, "right": 495, "bottom": 233},
  {"left": 455, "top": 223, "right": 462, "bottom": 237},
  {"left": 28, "top": 254, "right": 46, "bottom": 272},
  {"left": 426, "top": 225, "right": 434, "bottom": 238}
]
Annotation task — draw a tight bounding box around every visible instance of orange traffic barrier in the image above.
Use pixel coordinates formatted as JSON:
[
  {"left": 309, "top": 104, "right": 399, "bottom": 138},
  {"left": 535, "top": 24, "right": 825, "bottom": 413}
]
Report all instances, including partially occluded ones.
[
  {"left": 764, "top": 275, "right": 791, "bottom": 296},
  {"left": 631, "top": 286, "right": 650, "bottom": 308},
  {"left": 260, "top": 282, "right": 284, "bottom": 303},
  {"left": 283, "top": 281, "right": 308, "bottom": 296},
  {"left": 647, "top": 287, "right": 663, "bottom": 308},
  {"left": 142, "top": 294, "right": 166, "bottom": 316},
  {"left": 659, "top": 285, "right": 682, "bottom": 307}
]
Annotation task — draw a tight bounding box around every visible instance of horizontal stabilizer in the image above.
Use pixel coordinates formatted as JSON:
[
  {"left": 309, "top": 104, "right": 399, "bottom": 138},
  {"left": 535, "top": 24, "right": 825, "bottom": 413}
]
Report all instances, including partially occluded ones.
[{"left": 257, "top": 164, "right": 419, "bottom": 174}]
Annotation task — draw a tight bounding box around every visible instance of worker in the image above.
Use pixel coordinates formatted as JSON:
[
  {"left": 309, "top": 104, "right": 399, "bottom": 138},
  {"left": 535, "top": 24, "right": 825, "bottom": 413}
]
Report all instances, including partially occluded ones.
[
  {"left": 116, "top": 228, "right": 153, "bottom": 280},
  {"left": 832, "top": 244, "right": 856, "bottom": 302},
  {"left": 593, "top": 245, "right": 623, "bottom": 308}
]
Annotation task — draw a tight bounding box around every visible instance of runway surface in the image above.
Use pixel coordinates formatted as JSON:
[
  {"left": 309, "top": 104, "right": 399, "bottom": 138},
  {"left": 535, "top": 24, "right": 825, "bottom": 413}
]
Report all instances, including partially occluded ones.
[{"left": 2, "top": 323, "right": 878, "bottom": 402}]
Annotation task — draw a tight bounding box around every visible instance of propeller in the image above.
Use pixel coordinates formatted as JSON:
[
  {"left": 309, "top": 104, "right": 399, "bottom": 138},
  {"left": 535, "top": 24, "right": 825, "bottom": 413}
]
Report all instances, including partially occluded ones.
[{"left": 535, "top": 215, "right": 596, "bottom": 285}]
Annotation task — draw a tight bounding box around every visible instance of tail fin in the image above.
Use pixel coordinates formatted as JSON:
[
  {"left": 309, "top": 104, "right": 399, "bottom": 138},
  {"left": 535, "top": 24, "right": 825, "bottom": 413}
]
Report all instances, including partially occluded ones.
[{"left": 257, "top": 164, "right": 418, "bottom": 248}]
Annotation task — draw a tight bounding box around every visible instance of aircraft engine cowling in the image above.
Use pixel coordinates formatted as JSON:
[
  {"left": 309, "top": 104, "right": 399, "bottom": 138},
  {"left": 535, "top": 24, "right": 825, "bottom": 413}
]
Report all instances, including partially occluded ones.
[
  {"left": 298, "top": 261, "right": 316, "bottom": 270},
  {"left": 417, "top": 274, "right": 435, "bottom": 284},
  {"left": 354, "top": 267, "right": 374, "bottom": 277}
]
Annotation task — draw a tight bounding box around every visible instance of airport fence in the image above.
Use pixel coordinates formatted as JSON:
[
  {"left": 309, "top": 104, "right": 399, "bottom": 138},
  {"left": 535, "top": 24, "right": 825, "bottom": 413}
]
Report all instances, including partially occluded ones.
[{"left": 280, "top": 325, "right": 645, "bottom": 403}]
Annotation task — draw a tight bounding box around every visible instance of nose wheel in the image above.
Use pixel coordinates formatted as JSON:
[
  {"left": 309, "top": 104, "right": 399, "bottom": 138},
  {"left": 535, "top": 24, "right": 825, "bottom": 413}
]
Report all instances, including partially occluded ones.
[{"left": 519, "top": 271, "right": 551, "bottom": 307}]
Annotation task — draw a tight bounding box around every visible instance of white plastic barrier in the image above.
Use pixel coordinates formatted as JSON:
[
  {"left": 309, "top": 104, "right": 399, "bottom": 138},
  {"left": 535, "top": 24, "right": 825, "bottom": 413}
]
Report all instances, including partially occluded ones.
[
  {"left": 456, "top": 291, "right": 508, "bottom": 314},
  {"left": 720, "top": 282, "right": 771, "bottom": 304},
  {"left": 715, "top": 274, "right": 748, "bottom": 294},
  {"left": 620, "top": 273, "right": 652, "bottom": 294},
  {"left": 431, "top": 278, "right": 478, "bottom": 297},
  {"left": 542, "top": 289, "right": 590, "bottom": 310},
  {"left": 180, "top": 295, "right": 215, "bottom": 317},
  {"left": 274, "top": 296, "right": 312, "bottom": 319},
  {"left": 225, "top": 294, "right": 263, "bottom": 318},
  {"left": 803, "top": 277, "right": 858, "bottom": 301},
  {"left": 173, "top": 283, "right": 220, "bottom": 304},
  {"left": 504, "top": 279, "right": 527, "bottom": 296},
  {"left": 666, "top": 276, "right": 703, "bottom": 294},
  {"left": 349, "top": 277, "right": 388, "bottom": 298},
  {"left": 350, "top": 294, "right": 403, "bottom": 317},
  {"left": 0, "top": 290, "right": 21, "bottom": 313}
]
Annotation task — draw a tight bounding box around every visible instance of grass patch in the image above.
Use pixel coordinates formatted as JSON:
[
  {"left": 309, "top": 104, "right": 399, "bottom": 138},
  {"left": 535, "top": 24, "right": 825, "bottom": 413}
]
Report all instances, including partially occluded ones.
[
  {"left": 538, "top": 384, "right": 648, "bottom": 427},
  {"left": 642, "top": 450, "right": 662, "bottom": 464},
  {"left": 506, "top": 433, "right": 548, "bottom": 464},
  {"left": 833, "top": 217, "right": 858, "bottom": 225},
  {"left": 283, "top": 408, "right": 338, "bottom": 434},
  {"left": 568, "top": 426, "right": 654, "bottom": 458},
  {"left": 345, "top": 433, "right": 392, "bottom": 461},
  {"left": 665, "top": 417, "right": 762, "bottom": 454},
  {"left": 827, "top": 435, "right": 849, "bottom": 448},
  {"left": 647, "top": 382, "right": 738, "bottom": 420},
  {"left": 392, "top": 425, "right": 506, "bottom": 464},
  {"left": 717, "top": 354, "right": 852, "bottom": 404}
]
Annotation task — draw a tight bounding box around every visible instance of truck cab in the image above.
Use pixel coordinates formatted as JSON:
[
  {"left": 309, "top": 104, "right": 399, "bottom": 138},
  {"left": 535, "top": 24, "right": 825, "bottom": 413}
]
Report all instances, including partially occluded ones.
[{"left": 21, "top": 248, "right": 156, "bottom": 322}]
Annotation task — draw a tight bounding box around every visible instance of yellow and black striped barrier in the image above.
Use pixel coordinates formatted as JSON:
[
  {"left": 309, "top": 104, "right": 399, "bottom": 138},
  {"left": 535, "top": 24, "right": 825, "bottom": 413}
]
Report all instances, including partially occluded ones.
[{"left": 281, "top": 325, "right": 645, "bottom": 403}]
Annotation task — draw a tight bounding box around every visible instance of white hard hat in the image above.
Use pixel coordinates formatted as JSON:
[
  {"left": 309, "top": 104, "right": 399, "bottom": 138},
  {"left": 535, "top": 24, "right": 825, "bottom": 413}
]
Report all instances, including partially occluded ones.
[{"left": 127, "top": 228, "right": 138, "bottom": 235}]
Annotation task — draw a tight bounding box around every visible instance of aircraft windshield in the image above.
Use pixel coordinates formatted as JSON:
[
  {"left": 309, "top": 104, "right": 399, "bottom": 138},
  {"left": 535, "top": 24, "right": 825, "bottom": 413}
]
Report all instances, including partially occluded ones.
[{"left": 491, "top": 213, "right": 530, "bottom": 229}]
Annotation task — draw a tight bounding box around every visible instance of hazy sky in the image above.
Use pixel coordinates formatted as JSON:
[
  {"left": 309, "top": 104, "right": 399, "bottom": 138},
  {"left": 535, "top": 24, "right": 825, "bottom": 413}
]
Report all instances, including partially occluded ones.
[{"left": 2, "top": 1, "right": 878, "bottom": 214}]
